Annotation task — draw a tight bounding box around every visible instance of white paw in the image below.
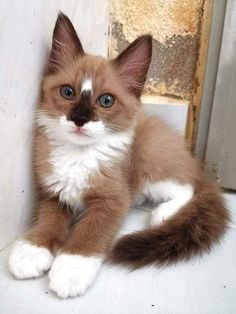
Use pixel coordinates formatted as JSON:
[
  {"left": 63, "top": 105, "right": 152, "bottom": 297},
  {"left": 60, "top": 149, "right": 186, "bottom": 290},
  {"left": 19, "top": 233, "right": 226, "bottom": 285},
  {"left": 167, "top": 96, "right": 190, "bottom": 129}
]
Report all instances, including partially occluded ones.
[
  {"left": 8, "top": 240, "right": 54, "bottom": 279},
  {"left": 150, "top": 210, "right": 164, "bottom": 226},
  {"left": 149, "top": 202, "right": 180, "bottom": 226},
  {"left": 149, "top": 207, "right": 171, "bottom": 226},
  {"left": 49, "top": 254, "right": 103, "bottom": 298}
]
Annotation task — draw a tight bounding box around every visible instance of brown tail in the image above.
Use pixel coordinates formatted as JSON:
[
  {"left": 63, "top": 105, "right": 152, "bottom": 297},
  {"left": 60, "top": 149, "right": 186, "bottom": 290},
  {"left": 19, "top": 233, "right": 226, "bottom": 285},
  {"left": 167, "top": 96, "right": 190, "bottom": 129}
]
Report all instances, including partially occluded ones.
[{"left": 109, "top": 178, "right": 230, "bottom": 269}]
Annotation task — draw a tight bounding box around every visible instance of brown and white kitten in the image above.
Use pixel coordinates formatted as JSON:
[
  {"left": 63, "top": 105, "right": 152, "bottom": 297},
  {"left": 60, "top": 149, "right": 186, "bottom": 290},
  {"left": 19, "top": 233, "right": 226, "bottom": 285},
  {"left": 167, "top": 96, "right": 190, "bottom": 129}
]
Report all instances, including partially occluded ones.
[{"left": 8, "top": 13, "right": 229, "bottom": 299}]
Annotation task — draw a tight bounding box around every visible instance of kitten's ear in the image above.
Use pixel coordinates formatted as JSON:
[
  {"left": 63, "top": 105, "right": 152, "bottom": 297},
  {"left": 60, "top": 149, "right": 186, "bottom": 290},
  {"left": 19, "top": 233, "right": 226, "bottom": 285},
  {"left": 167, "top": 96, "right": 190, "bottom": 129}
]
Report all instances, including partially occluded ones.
[
  {"left": 112, "top": 35, "right": 152, "bottom": 97},
  {"left": 47, "top": 12, "right": 84, "bottom": 74}
]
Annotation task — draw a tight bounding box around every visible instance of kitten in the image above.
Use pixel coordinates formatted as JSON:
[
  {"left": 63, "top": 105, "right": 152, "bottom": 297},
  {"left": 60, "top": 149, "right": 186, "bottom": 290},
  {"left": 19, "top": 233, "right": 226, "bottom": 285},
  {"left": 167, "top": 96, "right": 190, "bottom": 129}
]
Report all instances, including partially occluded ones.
[{"left": 8, "top": 13, "right": 229, "bottom": 299}]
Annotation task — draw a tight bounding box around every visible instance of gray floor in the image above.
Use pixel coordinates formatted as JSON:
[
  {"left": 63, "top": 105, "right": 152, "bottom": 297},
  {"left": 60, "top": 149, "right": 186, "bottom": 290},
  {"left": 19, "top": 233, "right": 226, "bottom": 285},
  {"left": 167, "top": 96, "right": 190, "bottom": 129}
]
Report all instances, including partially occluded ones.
[{"left": 0, "top": 193, "right": 236, "bottom": 314}]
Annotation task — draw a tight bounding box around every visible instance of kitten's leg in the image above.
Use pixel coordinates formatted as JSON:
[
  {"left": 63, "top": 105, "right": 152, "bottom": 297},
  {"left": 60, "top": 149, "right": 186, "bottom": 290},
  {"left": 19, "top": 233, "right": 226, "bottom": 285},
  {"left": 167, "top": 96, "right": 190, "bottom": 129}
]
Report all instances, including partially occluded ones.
[
  {"left": 148, "top": 181, "right": 193, "bottom": 226},
  {"left": 49, "top": 196, "right": 128, "bottom": 298},
  {"left": 8, "top": 199, "right": 70, "bottom": 279}
]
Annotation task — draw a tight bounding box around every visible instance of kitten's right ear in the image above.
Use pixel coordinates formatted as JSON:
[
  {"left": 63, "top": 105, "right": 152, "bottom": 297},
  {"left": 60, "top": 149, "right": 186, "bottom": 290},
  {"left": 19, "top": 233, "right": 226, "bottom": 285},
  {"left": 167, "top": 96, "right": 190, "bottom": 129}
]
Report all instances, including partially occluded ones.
[{"left": 47, "top": 12, "right": 84, "bottom": 74}]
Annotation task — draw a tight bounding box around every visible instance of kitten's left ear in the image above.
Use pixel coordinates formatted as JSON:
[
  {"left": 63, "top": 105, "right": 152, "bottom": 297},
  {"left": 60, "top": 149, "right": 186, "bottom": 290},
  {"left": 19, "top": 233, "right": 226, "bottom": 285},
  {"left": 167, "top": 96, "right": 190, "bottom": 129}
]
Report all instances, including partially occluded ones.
[
  {"left": 47, "top": 12, "right": 84, "bottom": 74},
  {"left": 112, "top": 35, "right": 152, "bottom": 97}
]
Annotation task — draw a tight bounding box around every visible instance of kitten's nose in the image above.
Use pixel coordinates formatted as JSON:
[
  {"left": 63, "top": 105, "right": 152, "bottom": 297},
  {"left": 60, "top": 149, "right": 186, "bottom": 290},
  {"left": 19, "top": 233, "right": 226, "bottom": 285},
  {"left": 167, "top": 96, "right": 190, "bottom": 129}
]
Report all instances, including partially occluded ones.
[{"left": 71, "top": 113, "right": 89, "bottom": 127}]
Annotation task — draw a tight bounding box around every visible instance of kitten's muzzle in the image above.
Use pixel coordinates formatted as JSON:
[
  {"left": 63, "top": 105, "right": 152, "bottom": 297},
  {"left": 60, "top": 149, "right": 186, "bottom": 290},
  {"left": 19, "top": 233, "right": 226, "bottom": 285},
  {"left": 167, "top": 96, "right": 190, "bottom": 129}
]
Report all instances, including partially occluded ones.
[{"left": 70, "top": 113, "right": 89, "bottom": 127}]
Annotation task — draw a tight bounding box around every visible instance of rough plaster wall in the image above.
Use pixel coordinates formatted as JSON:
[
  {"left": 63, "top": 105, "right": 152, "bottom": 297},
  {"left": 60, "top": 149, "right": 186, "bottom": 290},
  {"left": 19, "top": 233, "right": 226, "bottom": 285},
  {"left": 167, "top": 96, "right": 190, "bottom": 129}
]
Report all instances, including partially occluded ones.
[{"left": 109, "top": 0, "right": 204, "bottom": 100}]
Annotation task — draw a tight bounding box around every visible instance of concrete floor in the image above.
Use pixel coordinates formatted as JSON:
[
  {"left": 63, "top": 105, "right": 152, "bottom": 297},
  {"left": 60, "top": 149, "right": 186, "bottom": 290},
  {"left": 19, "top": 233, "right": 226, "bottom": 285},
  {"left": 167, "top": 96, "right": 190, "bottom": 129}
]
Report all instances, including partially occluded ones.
[{"left": 0, "top": 193, "right": 236, "bottom": 314}]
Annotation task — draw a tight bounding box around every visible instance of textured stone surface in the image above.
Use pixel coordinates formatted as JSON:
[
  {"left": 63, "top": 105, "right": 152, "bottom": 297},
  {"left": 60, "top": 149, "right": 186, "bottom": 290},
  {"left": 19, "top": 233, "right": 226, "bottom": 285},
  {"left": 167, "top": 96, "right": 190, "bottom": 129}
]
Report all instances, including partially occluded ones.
[{"left": 109, "top": 0, "right": 204, "bottom": 100}]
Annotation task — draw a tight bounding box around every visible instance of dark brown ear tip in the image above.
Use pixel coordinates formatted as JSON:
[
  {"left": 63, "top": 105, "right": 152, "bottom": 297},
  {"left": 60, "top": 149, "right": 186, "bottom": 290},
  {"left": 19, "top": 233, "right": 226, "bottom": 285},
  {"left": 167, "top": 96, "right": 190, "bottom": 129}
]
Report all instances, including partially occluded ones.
[
  {"left": 57, "top": 11, "right": 67, "bottom": 21},
  {"left": 134, "top": 34, "right": 152, "bottom": 55},
  {"left": 138, "top": 35, "right": 152, "bottom": 58},
  {"left": 142, "top": 34, "right": 152, "bottom": 40},
  {"left": 55, "top": 12, "right": 71, "bottom": 26},
  {"left": 137, "top": 34, "right": 152, "bottom": 41},
  {"left": 141, "top": 34, "right": 152, "bottom": 47}
]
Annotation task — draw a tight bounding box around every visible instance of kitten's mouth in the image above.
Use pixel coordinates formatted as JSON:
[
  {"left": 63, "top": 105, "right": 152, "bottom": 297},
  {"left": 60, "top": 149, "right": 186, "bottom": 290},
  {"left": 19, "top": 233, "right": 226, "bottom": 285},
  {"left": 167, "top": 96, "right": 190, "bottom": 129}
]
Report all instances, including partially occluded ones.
[
  {"left": 75, "top": 127, "right": 83, "bottom": 134},
  {"left": 72, "top": 127, "right": 90, "bottom": 137}
]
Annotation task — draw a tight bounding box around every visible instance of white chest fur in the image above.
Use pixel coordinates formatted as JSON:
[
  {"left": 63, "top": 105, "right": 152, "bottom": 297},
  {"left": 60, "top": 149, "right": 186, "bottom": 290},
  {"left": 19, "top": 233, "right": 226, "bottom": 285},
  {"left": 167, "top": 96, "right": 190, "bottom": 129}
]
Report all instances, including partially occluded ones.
[{"left": 44, "top": 132, "right": 133, "bottom": 210}]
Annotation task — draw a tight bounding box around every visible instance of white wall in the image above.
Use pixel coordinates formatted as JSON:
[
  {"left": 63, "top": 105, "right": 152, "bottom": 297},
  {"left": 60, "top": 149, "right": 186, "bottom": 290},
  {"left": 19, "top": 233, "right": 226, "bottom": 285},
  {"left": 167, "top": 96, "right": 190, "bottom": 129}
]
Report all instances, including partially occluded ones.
[
  {"left": 0, "top": 0, "right": 109, "bottom": 250},
  {"left": 205, "top": 0, "right": 236, "bottom": 190}
]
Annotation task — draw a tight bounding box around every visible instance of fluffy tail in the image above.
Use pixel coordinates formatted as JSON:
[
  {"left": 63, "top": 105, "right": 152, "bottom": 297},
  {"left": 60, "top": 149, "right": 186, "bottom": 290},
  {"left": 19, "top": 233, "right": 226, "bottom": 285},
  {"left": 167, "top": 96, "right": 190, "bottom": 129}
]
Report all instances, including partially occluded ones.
[{"left": 109, "top": 177, "right": 230, "bottom": 269}]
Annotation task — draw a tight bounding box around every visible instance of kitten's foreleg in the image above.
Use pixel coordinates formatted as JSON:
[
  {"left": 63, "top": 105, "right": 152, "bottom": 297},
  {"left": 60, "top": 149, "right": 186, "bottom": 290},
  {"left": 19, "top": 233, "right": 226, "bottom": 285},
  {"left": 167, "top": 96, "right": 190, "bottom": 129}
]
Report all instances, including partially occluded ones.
[
  {"left": 8, "top": 199, "right": 71, "bottom": 279},
  {"left": 49, "top": 196, "right": 128, "bottom": 298}
]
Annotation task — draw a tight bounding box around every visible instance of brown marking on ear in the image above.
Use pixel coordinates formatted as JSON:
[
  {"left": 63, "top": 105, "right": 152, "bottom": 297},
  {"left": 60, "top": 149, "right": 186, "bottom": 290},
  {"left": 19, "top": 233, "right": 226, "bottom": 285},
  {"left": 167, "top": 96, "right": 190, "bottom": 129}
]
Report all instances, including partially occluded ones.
[
  {"left": 112, "top": 35, "right": 152, "bottom": 97},
  {"left": 47, "top": 12, "right": 84, "bottom": 74}
]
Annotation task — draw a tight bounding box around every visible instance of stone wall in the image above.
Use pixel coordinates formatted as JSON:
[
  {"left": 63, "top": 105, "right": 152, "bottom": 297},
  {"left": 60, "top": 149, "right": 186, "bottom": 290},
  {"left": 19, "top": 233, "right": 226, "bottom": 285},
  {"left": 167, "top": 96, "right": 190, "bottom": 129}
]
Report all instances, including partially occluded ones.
[{"left": 109, "top": 0, "right": 204, "bottom": 101}]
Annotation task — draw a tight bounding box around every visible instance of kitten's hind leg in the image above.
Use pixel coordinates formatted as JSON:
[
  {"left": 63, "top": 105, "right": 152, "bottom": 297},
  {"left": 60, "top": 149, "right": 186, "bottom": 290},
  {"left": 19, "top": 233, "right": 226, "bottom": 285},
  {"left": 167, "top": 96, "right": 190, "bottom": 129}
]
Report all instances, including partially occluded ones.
[
  {"left": 147, "top": 181, "right": 194, "bottom": 226},
  {"left": 150, "top": 199, "right": 186, "bottom": 226}
]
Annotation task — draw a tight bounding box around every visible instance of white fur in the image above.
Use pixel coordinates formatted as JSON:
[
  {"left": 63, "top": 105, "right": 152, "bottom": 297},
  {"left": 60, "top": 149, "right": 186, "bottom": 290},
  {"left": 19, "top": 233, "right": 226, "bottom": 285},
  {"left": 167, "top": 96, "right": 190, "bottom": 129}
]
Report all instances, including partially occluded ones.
[
  {"left": 37, "top": 113, "right": 133, "bottom": 210},
  {"left": 38, "top": 113, "right": 106, "bottom": 146},
  {"left": 8, "top": 240, "right": 54, "bottom": 279},
  {"left": 81, "top": 79, "right": 92, "bottom": 94},
  {"left": 141, "top": 181, "right": 194, "bottom": 225},
  {"left": 49, "top": 254, "right": 103, "bottom": 298}
]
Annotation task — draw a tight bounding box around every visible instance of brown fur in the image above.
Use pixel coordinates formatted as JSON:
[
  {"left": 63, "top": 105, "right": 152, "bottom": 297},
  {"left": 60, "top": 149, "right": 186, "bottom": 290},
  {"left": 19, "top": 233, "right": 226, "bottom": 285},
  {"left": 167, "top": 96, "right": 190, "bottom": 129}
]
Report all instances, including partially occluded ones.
[
  {"left": 27, "top": 13, "right": 229, "bottom": 269},
  {"left": 26, "top": 198, "right": 71, "bottom": 251}
]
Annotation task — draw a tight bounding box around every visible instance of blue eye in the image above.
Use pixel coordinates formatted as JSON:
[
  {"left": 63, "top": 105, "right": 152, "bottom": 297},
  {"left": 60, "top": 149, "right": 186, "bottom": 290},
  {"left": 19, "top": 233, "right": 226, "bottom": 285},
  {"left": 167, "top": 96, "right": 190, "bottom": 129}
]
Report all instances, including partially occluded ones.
[
  {"left": 98, "top": 94, "right": 115, "bottom": 108},
  {"left": 60, "top": 85, "right": 75, "bottom": 100}
]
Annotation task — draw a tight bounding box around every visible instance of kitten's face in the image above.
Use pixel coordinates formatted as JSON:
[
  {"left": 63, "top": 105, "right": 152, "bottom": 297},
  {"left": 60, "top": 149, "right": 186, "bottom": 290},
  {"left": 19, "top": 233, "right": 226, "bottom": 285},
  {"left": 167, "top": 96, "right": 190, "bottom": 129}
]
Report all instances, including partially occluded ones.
[
  {"left": 41, "top": 55, "right": 139, "bottom": 145},
  {"left": 39, "top": 13, "right": 152, "bottom": 146}
]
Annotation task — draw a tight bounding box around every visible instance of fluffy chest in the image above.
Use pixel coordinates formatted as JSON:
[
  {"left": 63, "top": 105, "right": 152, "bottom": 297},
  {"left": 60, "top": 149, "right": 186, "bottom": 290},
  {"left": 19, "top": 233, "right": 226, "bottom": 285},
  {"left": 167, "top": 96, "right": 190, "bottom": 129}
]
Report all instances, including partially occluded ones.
[
  {"left": 44, "top": 145, "right": 107, "bottom": 209},
  {"left": 44, "top": 133, "right": 133, "bottom": 209}
]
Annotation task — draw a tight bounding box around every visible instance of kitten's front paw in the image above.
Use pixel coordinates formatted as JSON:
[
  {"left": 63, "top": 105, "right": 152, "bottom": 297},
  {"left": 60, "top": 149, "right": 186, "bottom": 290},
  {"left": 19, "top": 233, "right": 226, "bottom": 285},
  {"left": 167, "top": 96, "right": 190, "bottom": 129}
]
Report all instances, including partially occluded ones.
[
  {"left": 8, "top": 240, "right": 54, "bottom": 279},
  {"left": 48, "top": 254, "right": 102, "bottom": 298}
]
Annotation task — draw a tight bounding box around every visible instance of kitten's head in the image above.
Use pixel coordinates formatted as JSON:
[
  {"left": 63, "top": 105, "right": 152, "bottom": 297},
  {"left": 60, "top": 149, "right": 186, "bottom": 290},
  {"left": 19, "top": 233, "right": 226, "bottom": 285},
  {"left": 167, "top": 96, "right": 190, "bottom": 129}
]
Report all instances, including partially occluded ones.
[{"left": 39, "top": 12, "right": 152, "bottom": 146}]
